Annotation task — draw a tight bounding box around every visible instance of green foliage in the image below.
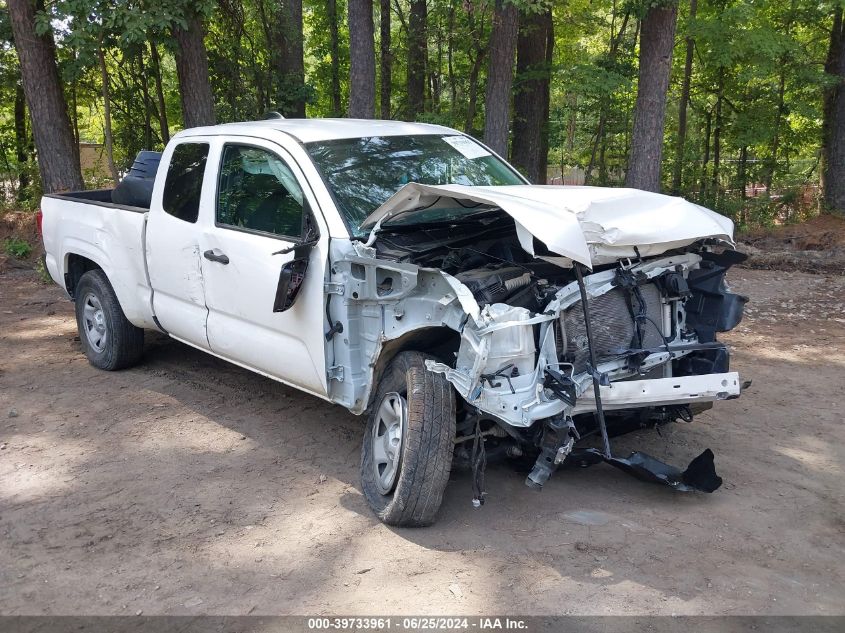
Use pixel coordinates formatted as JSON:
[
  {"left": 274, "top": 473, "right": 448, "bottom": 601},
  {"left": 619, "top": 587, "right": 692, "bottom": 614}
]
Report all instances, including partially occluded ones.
[
  {"left": 3, "top": 237, "right": 32, "bottom": 259},
  {"left": 34, "top": 256, "right": 52, "bottom": 283},
  {"left": 0, "top": 0, "right": 835, "bottom": 225}
]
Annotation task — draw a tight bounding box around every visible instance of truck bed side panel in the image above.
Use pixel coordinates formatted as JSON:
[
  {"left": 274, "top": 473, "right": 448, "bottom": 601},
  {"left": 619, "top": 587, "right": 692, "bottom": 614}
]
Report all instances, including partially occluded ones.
[{"left": 41, "top": 195, "right": 157, "bottom": 329}]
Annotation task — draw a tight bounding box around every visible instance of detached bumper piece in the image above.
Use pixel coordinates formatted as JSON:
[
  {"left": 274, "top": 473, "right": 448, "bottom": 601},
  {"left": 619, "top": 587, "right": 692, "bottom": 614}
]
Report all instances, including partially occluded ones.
[{"left": 574, "top": 447, "right": 723, "bottom": 493}]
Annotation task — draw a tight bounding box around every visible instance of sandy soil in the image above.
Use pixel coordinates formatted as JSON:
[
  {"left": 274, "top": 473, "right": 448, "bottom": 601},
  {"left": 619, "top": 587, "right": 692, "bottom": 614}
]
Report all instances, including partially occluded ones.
[
  {"left": 0, "top": 266, "right": 843, "bottom": 616},
  {"left": 737, "top": 214, "right": 845, "bottom": 275}
]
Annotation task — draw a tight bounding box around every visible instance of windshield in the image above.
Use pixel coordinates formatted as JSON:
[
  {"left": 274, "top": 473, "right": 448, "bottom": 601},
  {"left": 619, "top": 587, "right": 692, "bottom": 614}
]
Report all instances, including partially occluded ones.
[{"left": 305, "top": 134, "right": 525, "bottom": 237}]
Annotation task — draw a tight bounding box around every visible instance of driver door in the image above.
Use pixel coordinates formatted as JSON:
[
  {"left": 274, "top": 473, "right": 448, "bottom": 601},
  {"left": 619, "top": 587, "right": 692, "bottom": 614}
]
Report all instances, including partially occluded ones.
[{"left": 199, "top": 139, "right": 328, "bottom": 397}]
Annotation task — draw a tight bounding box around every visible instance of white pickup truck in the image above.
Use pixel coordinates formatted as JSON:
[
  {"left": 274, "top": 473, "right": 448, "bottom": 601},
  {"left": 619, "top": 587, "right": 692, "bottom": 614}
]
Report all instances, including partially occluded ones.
[{"left": 41, "top": 119, "right": 747, "bottom": 526}]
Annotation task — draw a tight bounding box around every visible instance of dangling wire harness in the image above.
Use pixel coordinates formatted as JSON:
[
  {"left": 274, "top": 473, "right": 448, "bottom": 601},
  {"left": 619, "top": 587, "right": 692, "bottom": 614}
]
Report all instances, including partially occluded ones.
[{"left": 470, "top": 416, "right": 487, "bottom": 507}]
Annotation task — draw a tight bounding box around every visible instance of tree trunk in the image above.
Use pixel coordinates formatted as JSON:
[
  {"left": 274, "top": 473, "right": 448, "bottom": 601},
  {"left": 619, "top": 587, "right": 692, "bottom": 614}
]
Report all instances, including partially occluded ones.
[
  {"left": 98, "top": 48, "right": 120, "bottom": 185},
  {"left": 431, "top": 24, "right": 443, "bottom": 111},
  {"left": 822, "top": 4, "right": 845, "bottom": 214},
  {"left": 447, "top": 0, "right": 457, "bottom": 116},
  {"left": 737, "top": 145, "right": 748, "bottom": 226},
  {"left": 348, "top": 0, "right": 376, "bottom": 118},
  {"left": 379, "top": 0, "right": 393, "bottom": 119},
  {"left": 407, "top": 0, "right": 427, "bottom": 118},
  {"left": 698, "top": 107, "right": 711, "bottom": 204},
  {"left": 625, "top": 2, "right": 678, "bottom": 191},
  {"left": 599, "top": 130, "right": 609, "bottom": 185},
  {"left": 483, "top": 0, "right": 519, "bottom": 156},
  {"left": 761, "top": 0, "right": 797, "bottom": 194},
  {"left": 137, "top": 52, "right": 153, "bottom": 149},
  {"left": 737, "top": 146, "right": 748, "bottom": 200},
  {"left": 380, "top": 0, "right": 392, "bottom": 118},
  {"left": 325, "top": 0, "right": 342, "bottom": 116},
  {"left": 566, "top": 94, "right": 576, "bottom": 154},
  {"left": 710, "top": 70, "right": 724, "bottom": 207},
  {"left": 538, "top": 16, "right": 553, "bottom": 184},
  {"left": 762, "top": 68, "right": 787, "bottom": 193},
  {"left": 275, "top": 0, "right": 306, "bottom": 117},
  {"left": 256, "top": 0, "right": 274, "bottom": 113},
  {"left": 149, "top": 40, "right": 170, "bottom": 143},
  {"left": 7, "top": 0, "right": 83, "bottom": 193},
  {"left": 585, "top": 12, "right": 629, "bottom": 184},
  {"left": 71, "top": 57, "right": 80, "bottom": 146},
  {"left": 671, "top": 0, "right": 697, "bottom": 195},
  {"left": 14, "top": 82, "right": 29, "bottom": 200},
  {"left": 465, "top": 51, "right": 485, "bottom": 134},
  {"left": 511, "top": 7, "right": 553, "bottom": 183},
  {"left": 463, "top": 2, "right": 486, "bottom": 134},
  {"left": 584, "top": 114, "right": 605, "bottom": 185},
  {"left": 172, "top": 13, "right": 216, "bottom": 128}
]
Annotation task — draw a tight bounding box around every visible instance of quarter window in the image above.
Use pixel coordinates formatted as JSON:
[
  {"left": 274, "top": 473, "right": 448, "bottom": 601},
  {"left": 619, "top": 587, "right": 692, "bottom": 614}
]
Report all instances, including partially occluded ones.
[
  {"left": 216, "top": 145, "right": 306, "bottom": 238},
  {"left": 162, "top": 142, "right": 209, "bottom": 223}
]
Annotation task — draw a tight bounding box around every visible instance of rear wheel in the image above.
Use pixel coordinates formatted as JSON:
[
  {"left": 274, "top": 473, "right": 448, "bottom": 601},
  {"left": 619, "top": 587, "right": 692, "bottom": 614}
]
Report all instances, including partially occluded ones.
[
  {"left": 74, "top": 270, "right": 144, "bottom": 370},
  {"left": 361, "top": 351, "right": 456, "bottom": 527}
]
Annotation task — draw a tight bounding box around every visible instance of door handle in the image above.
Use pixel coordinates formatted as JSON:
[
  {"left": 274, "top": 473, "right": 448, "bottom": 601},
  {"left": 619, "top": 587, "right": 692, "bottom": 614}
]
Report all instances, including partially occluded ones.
[{"left": 203, "top": 249, "right": 230, "bottom": 265}]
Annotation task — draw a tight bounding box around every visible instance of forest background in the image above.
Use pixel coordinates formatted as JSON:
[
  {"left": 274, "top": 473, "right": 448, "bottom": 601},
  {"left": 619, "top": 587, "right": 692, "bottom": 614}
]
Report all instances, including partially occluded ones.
[{"left": 2, "top": 0, "right": 845, "bottom": 230}]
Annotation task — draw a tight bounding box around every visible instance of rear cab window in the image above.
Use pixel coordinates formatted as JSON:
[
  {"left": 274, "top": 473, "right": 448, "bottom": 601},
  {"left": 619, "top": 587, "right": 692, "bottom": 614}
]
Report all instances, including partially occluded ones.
[{"left": 162, "top": 142, "right": 210, "bottom": 223}]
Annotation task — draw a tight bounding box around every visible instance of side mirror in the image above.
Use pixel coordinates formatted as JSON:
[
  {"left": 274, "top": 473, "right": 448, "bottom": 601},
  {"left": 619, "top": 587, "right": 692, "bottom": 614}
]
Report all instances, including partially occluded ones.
[
  {"left": 272, "top": 211, "right": 319, "bottom": 313},
  {"left": 273, "top": 248, "right": 310, "bottom": 312}
]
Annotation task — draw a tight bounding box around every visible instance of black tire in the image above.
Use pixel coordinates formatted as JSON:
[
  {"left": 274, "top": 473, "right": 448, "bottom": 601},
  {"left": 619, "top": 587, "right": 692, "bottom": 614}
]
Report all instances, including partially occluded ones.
[
  {"left": 361, "top": 351, "right": 456, "bottom": 527},
  {"left": 74, "top": 270, "right": 144, "bottom": 370}
]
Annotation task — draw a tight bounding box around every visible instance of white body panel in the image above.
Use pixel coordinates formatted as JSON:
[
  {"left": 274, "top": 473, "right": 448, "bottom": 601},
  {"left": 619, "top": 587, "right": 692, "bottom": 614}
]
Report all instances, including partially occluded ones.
[
  {"left": 196, "top": 135, "right": 330, "bottom": 395},
  {"left": 146, "top": 210, "right": 209, "bottom": 347},
  {"left": 40, "top": 196, "right": 157, "bottom": 329},
  {"left": 362, "top": 183, "right": 735, "bottom": 267},
  {"left": 145, "top": 136, "right": 215, "bottom": 347}
]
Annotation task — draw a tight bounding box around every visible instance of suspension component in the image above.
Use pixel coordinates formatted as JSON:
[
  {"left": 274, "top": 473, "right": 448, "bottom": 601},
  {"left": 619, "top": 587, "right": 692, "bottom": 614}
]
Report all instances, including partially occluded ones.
[{"left": 525, "top": 415, "right": 577, "bottom": 490}]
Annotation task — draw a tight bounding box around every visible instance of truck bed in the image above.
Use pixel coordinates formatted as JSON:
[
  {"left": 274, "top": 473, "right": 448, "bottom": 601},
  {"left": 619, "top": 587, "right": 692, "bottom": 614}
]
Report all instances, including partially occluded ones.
[
  {"left": 44, "top": 189, "right": 148, "bottom": 213},
  {"left": 41, "top": 191, "right": 157, "bottom": 330}
]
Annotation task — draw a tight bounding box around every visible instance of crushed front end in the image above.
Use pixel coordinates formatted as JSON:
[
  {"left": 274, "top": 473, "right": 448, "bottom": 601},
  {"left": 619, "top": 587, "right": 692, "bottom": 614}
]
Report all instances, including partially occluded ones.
[
  {"left": 354, "top": 183, "right": 749, "bottom": 499},
  {"left": 426, "top": 248, "right": 747, "bottom": 495}
]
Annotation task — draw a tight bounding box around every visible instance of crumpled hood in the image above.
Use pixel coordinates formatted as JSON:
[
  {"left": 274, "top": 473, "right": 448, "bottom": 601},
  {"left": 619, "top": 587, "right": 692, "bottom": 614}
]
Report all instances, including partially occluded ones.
[{"left": 361, "top": 183, "right": 735, "bottom": 267}]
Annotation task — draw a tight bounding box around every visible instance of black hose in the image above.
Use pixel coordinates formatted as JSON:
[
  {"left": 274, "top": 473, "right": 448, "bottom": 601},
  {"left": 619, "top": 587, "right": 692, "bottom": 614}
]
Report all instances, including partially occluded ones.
[
  {"left": 471, "top": 417, "right": 487, "bottom": 506},
  {"left": 574, "top": 263, "right": 612, "bottom": 459}
]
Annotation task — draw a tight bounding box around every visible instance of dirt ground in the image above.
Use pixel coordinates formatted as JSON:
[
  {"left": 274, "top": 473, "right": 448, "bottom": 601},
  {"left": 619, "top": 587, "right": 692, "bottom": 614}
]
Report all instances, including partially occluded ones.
[
  {"left": 0, "top": 263, "right": 843, "bottom": 616},
  {"left": 737, "top": 214, "right": 845, "bottom": 275}
]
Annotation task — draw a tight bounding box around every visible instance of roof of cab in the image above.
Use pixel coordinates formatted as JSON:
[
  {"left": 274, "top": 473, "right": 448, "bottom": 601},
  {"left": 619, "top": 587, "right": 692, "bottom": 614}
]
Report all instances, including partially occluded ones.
[{"left": 174, "top": 118, "right": 461, "bottom": 144}]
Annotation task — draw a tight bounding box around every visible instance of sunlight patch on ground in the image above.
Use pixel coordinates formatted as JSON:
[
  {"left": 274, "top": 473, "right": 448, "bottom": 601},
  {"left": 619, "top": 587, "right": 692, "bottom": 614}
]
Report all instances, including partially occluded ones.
[
  {"left": 733, "top": 337, "right": 845, "bottom": 366},
  {"left": 7, "top": 316, "right": 75, "bottom": 340},
  {"left": 773, "top": 436, "right": 843, "bottom": 476},
  {"left": 0, "top": 435, "right": 86, "bottom": 502}
]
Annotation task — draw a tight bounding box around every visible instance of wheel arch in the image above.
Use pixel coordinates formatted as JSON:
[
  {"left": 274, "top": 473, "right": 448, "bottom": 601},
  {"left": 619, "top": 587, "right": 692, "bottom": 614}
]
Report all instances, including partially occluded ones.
[
  {"left": 61, "top": 249, "right": 155, "bottom": 329},
  {"left": 64, "top": 252, "right": 104, "bottom": 298},
  {"left": 366, "top": 326, "right": 461, "bottom": 411}
]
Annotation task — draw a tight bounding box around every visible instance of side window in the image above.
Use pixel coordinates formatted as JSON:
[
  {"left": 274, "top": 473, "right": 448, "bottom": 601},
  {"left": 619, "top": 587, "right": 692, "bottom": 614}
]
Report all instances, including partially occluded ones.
[
  {"left": 162, "top": 143, "right": 209, "bottom": 223},
  {"left": 216, "top": 144, "right": 306, "bottom": 238}
]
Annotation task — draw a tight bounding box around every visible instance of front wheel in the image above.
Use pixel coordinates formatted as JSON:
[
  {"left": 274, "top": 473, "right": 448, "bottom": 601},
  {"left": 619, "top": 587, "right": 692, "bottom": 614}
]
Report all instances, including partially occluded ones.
[
  {"left": 361, "top": 351, "right": 456, "bottom": 527},
  {"left": 74, "top": 270, "right": 144, "bottom": 371}
]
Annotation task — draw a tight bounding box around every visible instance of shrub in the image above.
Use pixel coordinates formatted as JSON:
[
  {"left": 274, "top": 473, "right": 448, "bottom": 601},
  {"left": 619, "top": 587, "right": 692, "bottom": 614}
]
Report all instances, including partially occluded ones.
[{"left": 3, "top": 237, "right": 32, "bottom": 259}]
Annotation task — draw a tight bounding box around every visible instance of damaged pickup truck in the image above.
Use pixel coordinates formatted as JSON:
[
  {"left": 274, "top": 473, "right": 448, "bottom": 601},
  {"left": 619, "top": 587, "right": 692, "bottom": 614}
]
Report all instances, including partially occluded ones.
[{"left": 40, "top": 119, "right": 747, "bottom": 526}]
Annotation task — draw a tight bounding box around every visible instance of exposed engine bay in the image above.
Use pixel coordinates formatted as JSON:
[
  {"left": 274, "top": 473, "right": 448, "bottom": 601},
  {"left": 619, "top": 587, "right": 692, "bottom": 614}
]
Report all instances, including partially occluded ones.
[
  {"left": 367, "top": 207, "right": 747, "bottom": 497},
  {"left": 326, "top": 184, "right": 748, "bottom": 502}
]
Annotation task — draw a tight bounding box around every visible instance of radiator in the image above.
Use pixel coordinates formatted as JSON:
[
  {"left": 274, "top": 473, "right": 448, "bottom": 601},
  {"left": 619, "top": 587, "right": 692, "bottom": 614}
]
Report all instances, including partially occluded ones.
[{"left": 561, "top": 283, "right": 665, "bottom": 373}]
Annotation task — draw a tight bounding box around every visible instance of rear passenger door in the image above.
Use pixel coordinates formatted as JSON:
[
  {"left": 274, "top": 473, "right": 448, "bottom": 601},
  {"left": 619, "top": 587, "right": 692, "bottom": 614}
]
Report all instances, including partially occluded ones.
[
  {"left": 199, "top": 140, "right": 328, "bottom": 397},
  {"left": 147, "top": 140, "right": 214, "bottom": 349}
]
